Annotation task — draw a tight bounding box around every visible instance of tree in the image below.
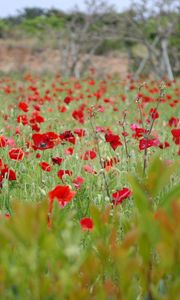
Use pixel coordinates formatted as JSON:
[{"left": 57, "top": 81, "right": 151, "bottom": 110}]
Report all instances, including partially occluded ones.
[
  {"left": 56, "top": 0, "right": 119, "bottom": 77},
  {"left": 121, "top": 0, "right": 179, "bottom": 79}
]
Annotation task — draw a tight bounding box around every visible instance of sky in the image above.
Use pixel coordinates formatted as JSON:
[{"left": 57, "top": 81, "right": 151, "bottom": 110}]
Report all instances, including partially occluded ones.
[{"left": 0, "top": 0, "right": 133, "bottom": 17}]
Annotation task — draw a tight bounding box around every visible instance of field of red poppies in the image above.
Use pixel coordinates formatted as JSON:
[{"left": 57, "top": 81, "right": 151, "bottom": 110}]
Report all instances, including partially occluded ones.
[{"left": 0, "top": 74, "right": 180, "bottom": 299}]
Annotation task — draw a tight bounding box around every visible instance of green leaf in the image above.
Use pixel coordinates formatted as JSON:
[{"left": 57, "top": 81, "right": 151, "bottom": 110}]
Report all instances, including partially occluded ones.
[
  {"left": 160, "top": 184, "right": 180, "bottom": 210},
  {"left": 145, "top": 156, "right": 179, "bottom": 198},
  {"left": 128, "top": 174, "right": 149, "bottom": 212}
]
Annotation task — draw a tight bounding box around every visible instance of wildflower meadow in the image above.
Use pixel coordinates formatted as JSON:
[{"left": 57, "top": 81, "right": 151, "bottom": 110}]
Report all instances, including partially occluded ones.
[{"left": 0, "top": 73, "right": 180, "bottom": 299}]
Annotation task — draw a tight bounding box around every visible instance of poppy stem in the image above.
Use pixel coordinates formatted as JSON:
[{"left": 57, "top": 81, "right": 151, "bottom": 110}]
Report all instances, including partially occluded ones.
[
  {"left": 143, "top": 82, "right": 165, "bottom": 176},
  {"left": 88, "top": 108, "right": 111, "bottom": 201},
  {"left": 119, "top": 110, "right": 130, "bottom": 171}
]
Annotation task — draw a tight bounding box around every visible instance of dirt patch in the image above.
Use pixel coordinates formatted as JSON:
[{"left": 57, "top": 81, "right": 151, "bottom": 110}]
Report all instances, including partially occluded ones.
[{"left": 0, "top": 41, "right": 129, "bottom": 77}]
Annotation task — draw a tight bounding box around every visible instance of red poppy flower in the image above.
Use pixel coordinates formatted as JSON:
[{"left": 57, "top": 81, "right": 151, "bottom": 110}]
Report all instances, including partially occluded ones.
[
  {"left": 130, "top": 123, "right": 138, "bottom": 131},
  {"left": 8, "top": 169, "right": 17, "bottom": 180},
  {"left": 80, "top": 217, "right": 94, "bottom": 231},
  {"left": 39, "top": 162, "right": 52, "bottom": 172},
  {"left": 0, "top": 136, "right": 6, "bottom": 148},
  {"left": 149, "top": 108, "right": 159, "bottom": 120},
  {"left": 31, "top": 123, "right": 40, "bottom": 132},
  {"left": 0, "top": 159, "right": 3, "bottom": 169},
  {"left": 96, "top": 126, "right": 107, "bottom": 133},
  {"left": 33, "top": 113, "right": 45, "bottom": 124},
  {"left": 32, "top": 132, "right": 59, "bottom": 150},
  {"left": 51, "top": 157, "right": 64, "bottom": 165},
  {"left": 139, "top": 137, "right": 160, "bottom": 150},
  {"left": 72, "top": 176, "right": 84, "bottom": 189},
  {"left": 48, "top": 185, "right": 76, "bottom": 212},
  {"left": 74, "top": 128, "right": 86, "bottom": 137},
  {"left": 15, "top": 127, "right": 20, "bottom": 135},
  {"left": 5, "top": 213, "right": 11, "bottom": 219},
  {"left": 0, "top": 174, "right": 3, "bottom": 188},
  {"left": 84, "top": 165, "right": 97, "bottom": 174},
  {"left": 105, "top": 133, "right": 122, "bottom": 150},
  {"left": 112, "top": 188, "right": 132, "bottom": 206},
  {"left": 103, "top": 157, "right": 120, "bottom": 172},
  {"left": 168, "top": 117, "right": 179, "bottom": 128},
  {"left": 171, "top": 129, "right": 180, "bottom": 145},
  {"left": 122, "top": 131, "right": 128, "bottom": 137},
  {"left": 104, "top": 98, "right": 115, "bottom": 104},
  {"left": 1, "top": 160, "right": 16, "bottom": 181},
  {"left": 58, "top": 105, "right": 67, "bottom": 113},
  {"left": 59, "top": 130, "right": 76, "bottom": 145},
  {"left": 8, "top": 148, "right": 24, "bottom": 161},
  {"left": 57, "top": 169, "right": 72, "bottom": 180},
  {"left": 95, "top": 104, "right": 105, "bottom": 113},
  {"left": 64, "top": 147, "right": 74, "bottom": 155},
  {"left": 81, "top": 150, "right": 96, "bottom": 160},
  {"left": 132, "top": 127, "right": 148, "bottom": 139},
  {"left": 72, "top": 109, "right": 84, "bottom": 124},
  {"left": 159, "top": 141, "right": 170, "bottom": 149},
  {"left": 6, "top": 137, "right": 16, "bottom": 147},
  {"left": 64, "top": 96, "right": 73, "bottom": 104},
  {"left": 32, "top": 104, "right": 40, "bottom": 111},
  {"left": 1, "top": 165, "right": 16, "bottom": 181},
  {"left": 88, "top": 79, "right": 95, "bottom": 86},
  {"left": 17, "top": 115, "right": 28, "bottom": 126},
  {"left": 18, "top": 101, "right": 29, "bottom": 112}
]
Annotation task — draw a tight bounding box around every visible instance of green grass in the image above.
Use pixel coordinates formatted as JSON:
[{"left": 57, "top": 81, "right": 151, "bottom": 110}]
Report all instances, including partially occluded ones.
[{"left": 0, "top": 74, "right": 180, "bottom": 299}]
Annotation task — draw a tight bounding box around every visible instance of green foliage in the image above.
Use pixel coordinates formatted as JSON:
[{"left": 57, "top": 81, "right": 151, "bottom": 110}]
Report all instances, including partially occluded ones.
[
  {"left": 0, "top": 74, "right": 179, "bottom": 298},
  {"left": 95, "top": 39, "right": 124, "bottom": 55},
  {"left": 0, "top": 19, "right": 11, "bottom": 38},
  {"left": 19, "top": 7, "right": 46, "bottom": 19},
  {"left": 128, "top": 156, "right": 180, "bottom": 211},
  {"left": 19, "top": 15, "right": 65, "bottom": 35},
  {"left": 0, "top": 157, "right": 180, "bottom": 299}
]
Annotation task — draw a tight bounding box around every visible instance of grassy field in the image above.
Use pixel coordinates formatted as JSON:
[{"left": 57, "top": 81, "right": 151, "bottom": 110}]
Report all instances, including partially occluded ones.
[{"left": 0, "top": 74, "right": 180, "bottom": 299}]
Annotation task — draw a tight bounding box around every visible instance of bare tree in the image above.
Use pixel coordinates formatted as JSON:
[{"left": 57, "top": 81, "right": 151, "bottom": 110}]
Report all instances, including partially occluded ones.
[
  {"left": 56, "top": 0, "right": 118, "bottom": 77},
  {"left": 121, "top": 0, "right": 179, "bottom": 79}
]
